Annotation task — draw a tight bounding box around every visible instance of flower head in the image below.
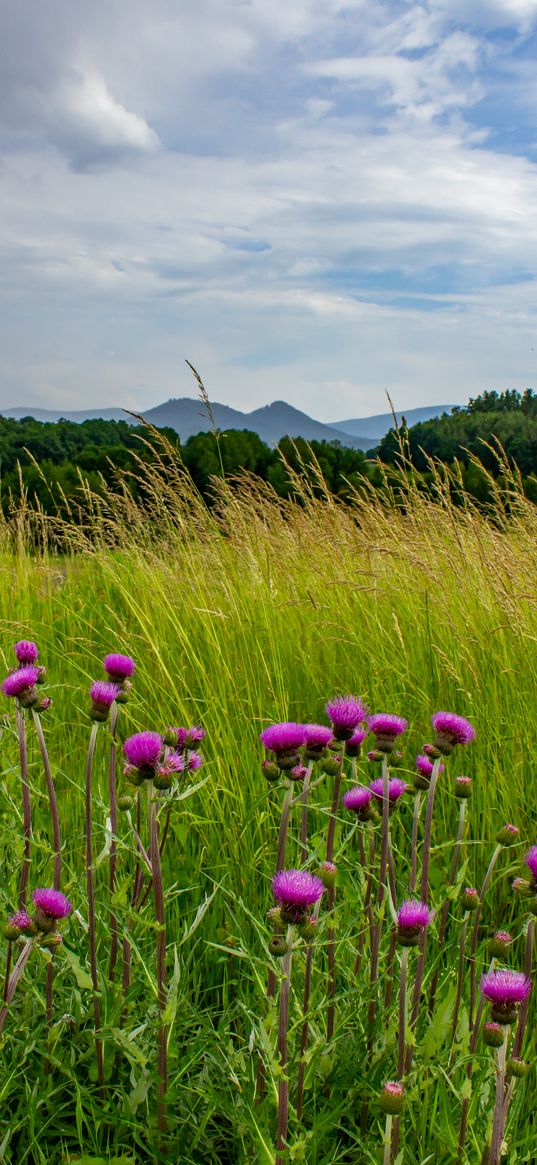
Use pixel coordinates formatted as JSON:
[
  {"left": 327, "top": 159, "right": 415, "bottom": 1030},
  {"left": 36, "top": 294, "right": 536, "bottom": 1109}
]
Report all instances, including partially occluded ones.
[
  {"left": 481, "top": 968, "right": 531, "bottom": 1024},
  {"left": 461, "top": 886, "right": 480, "bottom": 911},
  {"left": 2, "top": 666, "right": 40, "bottom": 699},
  {"left": 368, "top": 714, "right": 408, "bottom": 739},
  {"left": 370, "top": 777, "right": 407, "bottom": 806},
  {"left": 431, "top": 711, "right": 475, "bottom": 753},
  {"left": 489, "top": 931, "right": 512, "bottom": 958},
  {"left": 188, "top": 752, "right": 203, "bottom": 772},
  {"left": 345, "top": 728, "right": 368, "bottom": 757},
  {"left": 497, "top": 823, "right": 520, "bottom": 847},
  {"left": 455, "top": 775, "right": 473, "bottom": 799},
  {"left": 103, "top": 652, "right": 135, "bottom": 682},
  {"left": 32, "top": 888, "right": 72, "bottom": 920},
  {"left": 524, "top": 846, "right": 537, "bottom": 882},
  {"left": 343, "top": 785, "right": 375, "bottom": 821},
  {"left": 325, "top": 696, "right": 367, "bottom": 740},
  {"left": 272, "top": 869, "right": 324, "bottom": 922},
  {"left": 415, "top": 754, "right": 445, "bottom": 779},
  {"left": 396, "top": 900, "right": 433, "bottom": 945},
  {"left": 259, "top": 723, "right": 306, "bottom": 765},
  {"left": 379, "top": 1082, "right": 405, "bottom": 1115},
  {"left": 14, "top": 640, "right": 39, "bottom": 665},
  {"left": 89, "top": 680, "right": 120, "bottom": 721},
  {"left": 303, "top": 724, "right": 333, "bottom": 755},
  {"left": 124, "top": 731, "right": 163, "bottom": 773}
]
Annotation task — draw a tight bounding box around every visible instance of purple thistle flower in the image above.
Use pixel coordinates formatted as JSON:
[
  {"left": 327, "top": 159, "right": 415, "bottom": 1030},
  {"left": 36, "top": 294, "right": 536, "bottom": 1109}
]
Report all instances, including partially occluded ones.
[
  {"left": 303, "top": 724, "right": 333, "bottom": 755},
  {"left": 2, "top": 666, "right": 40, "bottom": 698},
  {"left": 32, "top": 888, "right": 72, "bottom": 919},
  {"left": 481, "top": 969, "right": 531, "bottom": 1023},
  {"left": 415, "top": 754, "right": 445, "bottom": 779},
  {"left": 103, "top": 652, "right": 136, "bottom": 681},
  {"left": 342, "top": 785, "right": 375, "bottom": 821},
  {"left": 370, "top": 776, "right": 407, "bottom": 806},
  {"left": 187, "top": 751, "right": 203, "bottom": 772},
  {"left": 186, "top": 726, "right": 206, "bottom": 746},
  {"left": 290, "top": 764, "right": 308, "bottom": 782},
  {"left": 345, "top": 728, "right": 368, "bottom": 757},
  {"left": 368, "top": 713, "right": 408, "bottom": 739},
  {"left": 524, "top": 846, "right": 537, "bottom": 881},
  {"left": 89, "top": 680, "right": 120, "bottom": 720},
  {"left": 272, "top": 869, "right": 324, "bottom": 922},
  {"left": 14, "top": 640, "right": 39, "bottom": 665},
  {"left": 259, "top": 722, "right": 306, "bottom": 753},
  {"left": 325, "top": 695, "right": 367, "bottom": 740},
  {"left": 8, "top": 910, "right": 32, "bottom": 930},
  {"left": 431, "top": 711, "right": 475, "bottom": 753},
  {"left": 124, "top": 731, "right": 163, "bottom": 773},
  {"left": 397, "top": 899, "right": 432, "bottom": 945}
]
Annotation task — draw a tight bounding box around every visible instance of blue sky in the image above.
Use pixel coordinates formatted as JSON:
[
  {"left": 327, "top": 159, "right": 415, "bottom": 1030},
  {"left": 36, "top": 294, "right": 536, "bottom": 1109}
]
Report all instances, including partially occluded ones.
[{"left": 2, "top": 0, "right": 537, "bottom": 420}]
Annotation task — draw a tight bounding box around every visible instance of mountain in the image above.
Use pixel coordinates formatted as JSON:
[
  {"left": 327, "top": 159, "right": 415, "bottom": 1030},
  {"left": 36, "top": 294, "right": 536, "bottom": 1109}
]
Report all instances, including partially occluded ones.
[
  {"left": 2, "top": 406, "right": 131, "bottom": 423},
  {"left": 245, "top": 401, "right": 369, "bottom": 449},
  {"left": 143, "top": 397, "right": 249, "bottom": 435},
  {"left": 330, "top": 405, "right": 454, "bottom": 443}
]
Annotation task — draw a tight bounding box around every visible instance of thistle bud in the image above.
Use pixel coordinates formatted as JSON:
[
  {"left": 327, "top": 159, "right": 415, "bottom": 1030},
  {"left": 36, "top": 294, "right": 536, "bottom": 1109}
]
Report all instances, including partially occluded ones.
[
  {"left": 153, "top": 771, "right": 173, "bottom": 791},
  {"left": 115, "top": 681, "right": 132, "bottom": 705},
  {"left": 33, "top": 695, "right": 52, "bottom": 713},
  {"left": 289, "top": 764, "right": 308, "bottom": 783},
  {"left": 367, "top": 750, "right": 383, "bottom": 763},
  {"left": 266, "top": 906, "right": 282, "bottom": 927},
  {"left": 413, "top": 772, "right": 431, "bottom": 791},
  {"left": 379, "top": 1082, "right": 404, "bottom": 1115},
  {"left": 322, "top": 756, "right": 341, "bottom": 776},
  {"left": 269, "top": 936, "right": 288, "bottom": 958},
  {"left": 483, "top": 1022, "right": 505, "bottom": 1048},
  {"left": 297, "top": 916, "right": 318, "bottom": 941},
  {"left": 423, "top": 743, "right": 441, "bottom": 759},
  {"left": 455, "top": 776, "right": 472, "bottom": 799},
  {"left": 40, "top": 931, "right": 63, "bottom": 949},
  {"left": 261, "top": 760, "right": 280, "bottom": 783},
  {"left": 507, "top": 1057, "right": 530, "bottom": 1078},
  {"left": 512, "top": 877, "right": 531, "bottom": 898},
  {"left": 4, "top": 922, "right": 22, "bottom": 941},
  {"left": 36, "top": 666, "right": 47, "bottom": 685},
  {"left": 488, "top": 931, "right": 512, "bottom": 958},
  {"left": 461, "top": 887, "right": 479, "bottom": 911},
  {"left": 118, "top": 794, "right": 135, "bottom": 811},
  {"left": 496, "top": 823, "right": 520, "bottom": 847},
  {"left": 316, "top": 861, "right": 337, "bottom": 889}
]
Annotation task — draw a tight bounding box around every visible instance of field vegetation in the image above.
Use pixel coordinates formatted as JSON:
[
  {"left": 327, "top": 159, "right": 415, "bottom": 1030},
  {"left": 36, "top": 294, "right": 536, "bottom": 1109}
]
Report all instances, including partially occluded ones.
[{"left": 0, "top": 436, "right": 536, "bottom": 1163}]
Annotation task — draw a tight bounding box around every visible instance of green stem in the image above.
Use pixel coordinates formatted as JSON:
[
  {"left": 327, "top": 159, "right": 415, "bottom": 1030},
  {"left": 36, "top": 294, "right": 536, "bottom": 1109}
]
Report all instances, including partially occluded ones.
[
  {"left": 85, "top": 721, "right": 105, "bottom": 1089},
  {"left": 275, "top": 927, "right": 294, "bottom": 1165}
]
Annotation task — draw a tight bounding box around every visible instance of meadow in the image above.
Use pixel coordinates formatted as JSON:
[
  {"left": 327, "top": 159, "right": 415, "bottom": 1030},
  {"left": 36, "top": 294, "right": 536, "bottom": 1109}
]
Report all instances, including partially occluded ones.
[{"left": 0, "top": 439, "right": 536, "bottom": 1164}]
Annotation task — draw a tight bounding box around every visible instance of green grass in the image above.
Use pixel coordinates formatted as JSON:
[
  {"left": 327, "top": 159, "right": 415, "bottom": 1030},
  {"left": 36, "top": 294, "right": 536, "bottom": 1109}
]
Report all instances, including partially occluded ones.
[{"left": 0, "top": 446, "right": 535, "bottom": 1163}]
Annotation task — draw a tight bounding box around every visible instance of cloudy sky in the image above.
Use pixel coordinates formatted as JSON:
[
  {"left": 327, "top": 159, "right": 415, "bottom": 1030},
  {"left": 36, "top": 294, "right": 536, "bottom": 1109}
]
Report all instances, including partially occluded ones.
[{"left": 2, "top": 0, "right": 537, "bottom": 421}]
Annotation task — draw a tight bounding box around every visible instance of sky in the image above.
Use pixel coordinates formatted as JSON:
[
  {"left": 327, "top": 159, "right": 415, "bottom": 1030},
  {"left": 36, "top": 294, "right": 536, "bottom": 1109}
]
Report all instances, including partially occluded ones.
[{"left": 2, "top": 0, "right": 537, "bottom": 421}]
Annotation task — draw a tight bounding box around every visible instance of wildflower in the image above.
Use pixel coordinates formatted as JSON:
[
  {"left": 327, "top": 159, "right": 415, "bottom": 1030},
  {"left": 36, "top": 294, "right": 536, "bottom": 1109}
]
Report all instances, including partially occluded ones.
[
  {"left": 507, "top": 1057, "right": 530, "bottom": 1078},
  {"left": 260, "top": 722, "right": 306, "bottom": 769},
  {"left": 14, "top": 640, "right": 39, "bottom": 665},
  {"left": 414, "top": 754, "right": 445, "bottom": 790},
  {"left": 153, "top": 753, "right": 185, "bottom": 790},
  {"left": 118, "top": 794, "right": 135, "bottom": 811},
  {"left": 342, "top": 785, "right": 376, "bottom": 822},
  {"left": 325, "top": 696, "right": 367, "bottom": 741},
  {"left": 261, "top": 759, "right": 280, "bottom": 783},
  {"left": 4, "top": 910, "right": 34, "bottom": 939},
  {"left": 303, "top": 724, "right": 333, "bottom": 758},
  {"left": 2, "top": 666, "right": 41, "bottom": 705},
  {"left": 496, "top": 823, "right": 520, "bottom": 847},
  {"left": 345, "top": 728, "right": 368, "bottom": 758},
  {"left": 272, "top": 869, "right": 324, "bottom": 924},
  {"left": 396, "top": 900, "right": 433, "bottom": 946},
  {"left": 269, "top": 936, "right": 288, "bottom": 957},
  {"left": 89, "top": 680, "right": 120, "bottom": 722},
  {"left": 488, "top": 931, "right": 513, "bottom": 958},
  {"left": 124, "top": 726, "right": 161, "bottom": 773},
  {"left": 32, "top": 888, "right": 72, "bottom": 932},
  {"left": 188, "top": 752, "right": 203, "bottom": 772},
  {"left": 367, "top": 713, "right": 408, "bottom": 754},
  {"left": 430, "top": 711, "right": 475, "bottom": 755},
  {"left": 461, "top": 887, "right": 479, "bottom": 911},
  {"left": 455, "top": 775, "right": 473, "bottom": 799},
  {"left": 379, "top": 1082, "right": 405, "bottom": 1115},
  {"left": 316, "top": 861, "right": 337, "bottom": 889},
  {"left": 289, "top": 763, "right": 308, "bottom": 783},
  {"left": 512, "top": 877, "right": 531, "bottom": 898},
  {"left": 322, "top": 754, "right": 342, "bottom": 776},
  {"left": 369, "top": 776, "right": 407, "bottom": 808},
  {"left": 483, "top": 1021, "right": 506, "bottom": 1048},
  {"left": 103, "top": 653, "right": 135, "bottom": 682},
  {"left": 480, "top": 969, "right": 531, "bottom": 1024},
  {"left": 524, "top": 847, "right": 537, "bottom": 885}
]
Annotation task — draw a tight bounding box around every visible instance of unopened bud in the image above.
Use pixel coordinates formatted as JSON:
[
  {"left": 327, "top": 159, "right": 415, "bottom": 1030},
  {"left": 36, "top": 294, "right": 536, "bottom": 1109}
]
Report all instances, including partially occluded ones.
[
  {"left": 40, "top": 931, "right": 63, "bottom": 949},
  {"left": 455, "top": 776, "right": 472, "bottom": 799},
  {"left": 413, "top": 772, "right": 430, "bottom": 791},
  {"left": 461, "top": 887, "right": 479, "bottom": 911},
  {"left": 507, "top": 1057, "right": 530, "bottom": 1078},
  {"left": 266, "top": 906, "right": 282, "bottom": 927},
  {"left": 36, "top": 666, "right": 47, "bottom": 685},
  {"left": 153, "top": 771, "right": 173, "bottom": 790},
  {"left": 316, "top": 862, "right": 337, "bottom": 889},
  {"left": 269, "top": 936, "right": 288, "bottom": 958},
  {"left": 289, "top": 764, "right": 308, "bottom": 783},
  {"left": 483, "top": 1022, "right": 505, "bottom": 1048},
  {"left": 488, "top": 931, "right": 512, "bottom": 958},
  {"left": 497, "top": 823, "right": 520, "bottom": 847},
  {"left": 118, "top": 794, "right": 135, "bottom": 811},
  {"left": 261, "top": 760, "right": 280, "bottom": 783},
  {"left": 367, "top": 750, "right": 383, "bottom": 763},
  {"left": 297, "top": 916, "right": 318, "bottom": 941},
  {"left": 322, "top": 756, "right": 341, "bottom": 776},
  {"left": 512, "top": 877, "right": 531, "bottom": 898},
  {"left": 115, "top": 681, "right": 132, "bottom": 705},
  {"left": 379, "top": 1082, "right": 404, "bottom": 1115},
  {"left": 423, "top": 743, "right": 441, "bottom": 759},
  {"left": 33, "top": 695, "right": 52, "bottom": 712}
]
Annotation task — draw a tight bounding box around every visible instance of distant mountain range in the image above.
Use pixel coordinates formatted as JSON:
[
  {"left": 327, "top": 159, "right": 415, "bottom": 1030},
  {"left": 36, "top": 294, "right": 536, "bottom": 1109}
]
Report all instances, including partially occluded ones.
[{"left": 0, "top": 399, "right": 454, "bottom": 450}]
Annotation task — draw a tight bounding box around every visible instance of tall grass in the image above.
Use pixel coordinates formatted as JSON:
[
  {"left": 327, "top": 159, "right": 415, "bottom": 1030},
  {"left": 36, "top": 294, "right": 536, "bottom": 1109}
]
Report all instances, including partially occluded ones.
[{"left": 0, "top": 439, "right": 535, "bottom": 1161}]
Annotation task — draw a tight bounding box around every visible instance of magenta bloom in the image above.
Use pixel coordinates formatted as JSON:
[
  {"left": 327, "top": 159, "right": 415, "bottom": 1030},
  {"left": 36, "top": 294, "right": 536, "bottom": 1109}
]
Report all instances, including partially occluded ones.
[
  {"left": 481, "top": 969, "right": 531, "bottom": 1023},
  {"left": 188, "top": 752, "right": 203, "bottom": 772},
  {"left": 2, "top": 666, "right": 40, "bottom": 698},
  {"left": 397, "top": 900, "right": 432, "bottom": 930},
  {"left": 272, "top": 869, "right": 324, "bottom": 921},
  {"left": 343, "top": 785, "right": 373, "bottom": 819},
  {"left": 326, "top": 696, "right": 367, "bottom": 740},
  {"left": 431, "top": 711, "right": 475, "bottom": 751},
  {"left": 14, "top": 640, "right": 39, "bottom": 665},
  {"left": 103, "top": 653, "right": 136, "bottom": 681},
  {"left": 8, "top": 910, "right": 32, "bottom": 930},
  {"left": 303, "top": 724, "right": 333, "bottom": 753},
  {"left": 259, "top": 722, "right": 306, "bottom": 753},
  {"left": 416, "top": 755, "right": 437, "bottom": 779},
  {"left": 370, "top": 777, "right": 407, "bottom": 805},
  {"left": 524, "top": 847, "right": 537, "bottom": 881},
  {"left": 32, "top": 888, "right": 72, "bottom": 919},
  {"left": 124, "top": 731, "right": 163, "bottom": 771},
  {"left": 90, "top": 680, "right": 120, "bottom": 718},
  {"left": 368, "top": 713, "right": 408, "bottom": 739}
]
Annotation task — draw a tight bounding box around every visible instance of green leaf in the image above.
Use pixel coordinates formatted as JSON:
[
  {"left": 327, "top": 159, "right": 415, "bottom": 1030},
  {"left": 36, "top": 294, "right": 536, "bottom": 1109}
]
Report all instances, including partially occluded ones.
[
  {"left": 62, "top": 946, "right": 93, "bottom": 991},
  {"left": 162, "top": 946, "right": 180, "bottom": 1025}
]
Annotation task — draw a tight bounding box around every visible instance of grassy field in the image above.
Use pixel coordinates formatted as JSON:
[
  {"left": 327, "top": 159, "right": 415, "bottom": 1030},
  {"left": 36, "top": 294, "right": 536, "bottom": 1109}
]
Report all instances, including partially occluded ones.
[{"left": 0, "top": 444, "right": 536, "bottom": 1163}]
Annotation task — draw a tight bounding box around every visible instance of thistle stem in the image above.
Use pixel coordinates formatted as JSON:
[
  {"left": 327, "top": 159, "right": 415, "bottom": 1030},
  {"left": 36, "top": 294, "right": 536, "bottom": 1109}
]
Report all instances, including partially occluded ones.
[
  {"left": 0, "top": 940, "right": 33, "bottom": 1035},
  {"left": 16, "top": 706, "right": 31, "bottom": 909},
  {"left": 85, "top": 721, "right": 105, "bottom": 1089},
  {"left": 489, "top": 1033, "right": 507, "bottom": 1165},
  {"left": 448, "top": 914, "right": 469, "bottom": 1067},
  {"left": 326, "top": 755, "right": 343, "bottom": 1042},
  {"left": 149, "top": 784, "right": 168, "bottom": 1139},
  {"left": 383, "top": 1114, "right": 393, "bottom": 1165},
  {"left": 429, "top": 800, "right": 468, "bottom": 1013},
  {"left": 397, "top": 946, "right": 409, "bottom": 1080},
  {"left": 409, "top": 791, "right": 421, "bottom": 895},
  {"left": 108, "top": 704, "right": 120, "bottom": 982},
  {"left": 299, "top": 760, "right": 314, "bottom": 865},
  {"left": 406, "top": 758, "right": 442, "bottom": 1066},
  {"left": 275, "top": 927, "right": 293, "bottom": 1165},
  {"left": 512, "top": 918, "right": 534, "bottom": 1058},
  {"left": 297, "top": 899, "right": 322, "bottom": 1122},
  {"left": 31, "top": 710, "right": 61, "bottom": 890},
  {"left": 368, "top": 756, "right": 391, "bottom": 1052},
  {"left": 469, "top": 845, "right": 502, "bottom": 1031},
  {"left": 258, "top": 781, "right": 295, "bottom": 1102}
]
